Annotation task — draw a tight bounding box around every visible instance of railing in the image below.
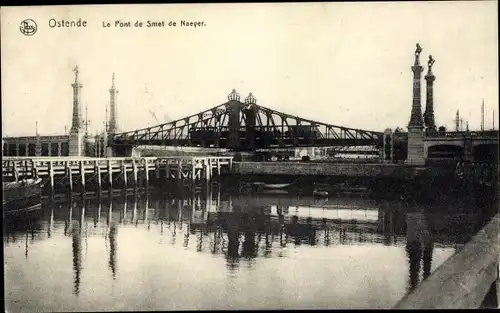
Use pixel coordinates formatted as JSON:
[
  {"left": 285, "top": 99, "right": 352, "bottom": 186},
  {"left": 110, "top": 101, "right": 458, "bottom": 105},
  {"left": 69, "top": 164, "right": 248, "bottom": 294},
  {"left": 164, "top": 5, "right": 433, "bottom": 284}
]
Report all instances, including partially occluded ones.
[{"left": 426, "top": 130, "right": 499, "bottom": 139}]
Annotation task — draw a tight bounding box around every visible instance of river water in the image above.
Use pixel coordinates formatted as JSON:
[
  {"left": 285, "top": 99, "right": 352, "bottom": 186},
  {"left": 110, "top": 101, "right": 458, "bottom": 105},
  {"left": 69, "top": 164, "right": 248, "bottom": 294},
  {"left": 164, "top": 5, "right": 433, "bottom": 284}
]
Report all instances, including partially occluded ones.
[{"left": 3, "top": 185, "right": 492, "bottom": 311}]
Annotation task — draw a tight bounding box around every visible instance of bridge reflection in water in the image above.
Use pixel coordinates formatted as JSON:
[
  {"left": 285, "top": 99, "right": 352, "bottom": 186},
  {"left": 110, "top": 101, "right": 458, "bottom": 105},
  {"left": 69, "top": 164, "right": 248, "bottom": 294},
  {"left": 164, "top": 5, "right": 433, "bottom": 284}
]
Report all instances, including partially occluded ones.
[{"left": 3, "top": 186, "right": 490, "bottom": 311}]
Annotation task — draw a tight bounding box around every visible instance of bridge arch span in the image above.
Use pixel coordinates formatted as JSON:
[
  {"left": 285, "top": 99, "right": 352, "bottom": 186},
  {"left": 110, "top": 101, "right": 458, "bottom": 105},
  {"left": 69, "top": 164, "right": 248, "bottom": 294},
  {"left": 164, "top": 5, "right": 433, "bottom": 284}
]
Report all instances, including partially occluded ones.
[
  {"left": 427, "top": 144, "right": 464, "bottom": 159},
  {"left": 473, "top": 143, "right": 498, "bottom": 163}
]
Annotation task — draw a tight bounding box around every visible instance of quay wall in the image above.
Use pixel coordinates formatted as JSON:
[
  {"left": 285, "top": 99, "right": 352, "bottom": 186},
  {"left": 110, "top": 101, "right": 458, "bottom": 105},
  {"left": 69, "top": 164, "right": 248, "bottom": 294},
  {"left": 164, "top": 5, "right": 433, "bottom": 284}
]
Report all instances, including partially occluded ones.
[
  {"left": 231, "top": 161, "right": 454, "bottom": 179},
  {"left": 394, "top": 213, "right": 499, "bottom": 309}
]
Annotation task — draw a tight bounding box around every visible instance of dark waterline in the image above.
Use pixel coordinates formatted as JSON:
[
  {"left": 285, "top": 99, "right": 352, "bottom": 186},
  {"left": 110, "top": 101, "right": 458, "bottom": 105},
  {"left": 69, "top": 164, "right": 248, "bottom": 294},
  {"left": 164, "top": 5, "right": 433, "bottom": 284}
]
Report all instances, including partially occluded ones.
[{"left": 3, "top": 183, "right": 496, "bottom": 311}]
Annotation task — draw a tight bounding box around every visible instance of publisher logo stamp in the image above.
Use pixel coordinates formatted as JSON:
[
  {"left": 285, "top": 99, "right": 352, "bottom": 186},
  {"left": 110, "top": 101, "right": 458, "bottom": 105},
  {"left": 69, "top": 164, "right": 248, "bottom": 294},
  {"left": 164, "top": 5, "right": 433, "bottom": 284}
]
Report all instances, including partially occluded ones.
[{"left": 20, "top": 19, "right": 37, "bottom": 36}]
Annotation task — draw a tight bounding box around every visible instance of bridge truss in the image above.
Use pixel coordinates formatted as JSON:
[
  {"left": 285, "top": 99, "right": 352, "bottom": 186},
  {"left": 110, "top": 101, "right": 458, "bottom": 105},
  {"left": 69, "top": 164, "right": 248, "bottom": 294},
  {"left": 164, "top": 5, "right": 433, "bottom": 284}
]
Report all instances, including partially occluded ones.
[{"left": 112, "top": 91, "right": 384, "bottom": 151}]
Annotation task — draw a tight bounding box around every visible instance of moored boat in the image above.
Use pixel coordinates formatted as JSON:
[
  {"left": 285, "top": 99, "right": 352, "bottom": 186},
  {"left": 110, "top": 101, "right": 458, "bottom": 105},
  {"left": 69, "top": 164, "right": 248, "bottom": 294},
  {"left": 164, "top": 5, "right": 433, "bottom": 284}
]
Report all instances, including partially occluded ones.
[
  {"left": 261, "top": 183, "right": 293, "bottom": 189},
  {"left": 252, "top": 177, "right": 301, "bottom": 190},
  {"left": 3, "top": 178, "right": 43, "bottom": 215},
  {"left": 313, "top": 189, "right": 329, "bottom": 197}
]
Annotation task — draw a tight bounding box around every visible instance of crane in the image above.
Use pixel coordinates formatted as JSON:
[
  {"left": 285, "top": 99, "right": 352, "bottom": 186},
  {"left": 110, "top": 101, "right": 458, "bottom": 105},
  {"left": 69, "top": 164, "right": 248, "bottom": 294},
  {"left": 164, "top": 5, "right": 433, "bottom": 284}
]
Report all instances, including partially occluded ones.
[
  {"left": 149, "top": 109, "right": 160, "bottom": 124},
  {"left": 452, "top": 110, "right": 467, "bottom": 132},
  {"left": 144, "top": 84, "right": 172, "bottom": 124}
]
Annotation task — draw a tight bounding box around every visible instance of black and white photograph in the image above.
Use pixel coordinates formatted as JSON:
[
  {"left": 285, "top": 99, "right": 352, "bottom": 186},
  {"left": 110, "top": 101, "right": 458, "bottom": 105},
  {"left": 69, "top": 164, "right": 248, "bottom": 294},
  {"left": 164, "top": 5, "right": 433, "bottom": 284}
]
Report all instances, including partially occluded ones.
[{"left": 2, "top": 2, "right": 499, "bottom": 311}]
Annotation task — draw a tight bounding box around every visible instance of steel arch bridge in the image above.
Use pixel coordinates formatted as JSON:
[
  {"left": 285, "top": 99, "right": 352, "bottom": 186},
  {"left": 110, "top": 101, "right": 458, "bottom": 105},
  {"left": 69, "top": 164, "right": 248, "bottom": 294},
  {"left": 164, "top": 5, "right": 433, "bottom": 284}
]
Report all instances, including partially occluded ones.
[{"left": 111, "top": 90, "right": 384, "bottom": 152}]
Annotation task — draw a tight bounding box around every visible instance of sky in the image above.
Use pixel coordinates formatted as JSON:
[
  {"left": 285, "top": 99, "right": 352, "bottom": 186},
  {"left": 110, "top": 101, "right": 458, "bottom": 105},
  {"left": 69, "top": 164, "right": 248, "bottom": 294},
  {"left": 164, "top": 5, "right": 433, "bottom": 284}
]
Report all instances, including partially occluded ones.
[{"left": 1, "top": 2, "right": 498, "bottom": 137}]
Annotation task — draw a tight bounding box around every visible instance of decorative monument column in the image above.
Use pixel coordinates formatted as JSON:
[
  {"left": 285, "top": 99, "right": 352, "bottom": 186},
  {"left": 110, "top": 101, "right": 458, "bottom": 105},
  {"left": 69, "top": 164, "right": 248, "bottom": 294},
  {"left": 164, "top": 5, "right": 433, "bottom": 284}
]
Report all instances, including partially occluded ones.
[
  {"left": 423, "top": 55, "right": 437, "bottom": 133},
  {"left": 69, "top": 66, "right": 85, "bottom": 156},
  {"left": 108, "top": 73, "right": 119, "bottom": 134},
  {"left": 406, "top": 43, "right": 426, "bottom": 165}
]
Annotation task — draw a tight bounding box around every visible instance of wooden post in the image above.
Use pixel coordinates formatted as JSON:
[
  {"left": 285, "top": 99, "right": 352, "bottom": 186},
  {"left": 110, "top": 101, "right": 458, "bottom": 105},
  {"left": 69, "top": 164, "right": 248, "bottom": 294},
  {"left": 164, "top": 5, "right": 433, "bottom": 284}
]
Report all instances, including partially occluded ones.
[
  {"left": 144, "top": 159, "right": 150, "bottom": 188},
  {"left": 13, "top": 162, "right": 19, "bottom": 182},
  {"left": 155, "top": 159, "right": 160, "bottom": 180},
  {"left": 178, "top": 159, "right": 183, "bottom": 180},
  {"left": 23, "top": 161, "right": 28, "bottom": 180},
  {"left": 95, "top": 160, "right": 102, "bottom": 192},
  {"left": 68, "top": 165, "right": 73, "bottom": 193},
  {"left": 79, "top": 161, "right": 86, "bottom": 191},
  {"left": 122, "top": 160, "right": 128, "bottom": 189},
  {"left": 107, "top": 159, "right": 113, "bottom": 189},
  {"left": 48, "top": 161, "right": 55, "bottom": 189},
  {"left": 205, "top": 159, "right": 211, "bottom": 182},
  {"left": 32, "top": 161, "right": 39, "bottom": 179},
  {"left": 217, "top": 158, "right": 221, "bottom": 176},
  {"left": 192, "top": 159, "right": 196, "bottom": 183},
  {"left": 132, "top": 159, "right": 138, "bottom": 188}
]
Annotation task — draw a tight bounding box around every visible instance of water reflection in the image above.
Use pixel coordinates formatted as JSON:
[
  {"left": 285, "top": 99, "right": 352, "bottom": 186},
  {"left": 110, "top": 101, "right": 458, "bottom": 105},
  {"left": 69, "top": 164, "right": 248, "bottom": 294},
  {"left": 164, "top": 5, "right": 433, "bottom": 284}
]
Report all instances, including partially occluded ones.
[
  {"left": 72, "top": 223, "right": 82, "bottom": 295},
  {"left": 405, "top": 212, "right": 435, "bottom": 292},
  {"left": 109, "top": 223, "right": 117, "bottom": 280},
  {"left": 3, "top": 184, "right": 495, "bottom": 311}
]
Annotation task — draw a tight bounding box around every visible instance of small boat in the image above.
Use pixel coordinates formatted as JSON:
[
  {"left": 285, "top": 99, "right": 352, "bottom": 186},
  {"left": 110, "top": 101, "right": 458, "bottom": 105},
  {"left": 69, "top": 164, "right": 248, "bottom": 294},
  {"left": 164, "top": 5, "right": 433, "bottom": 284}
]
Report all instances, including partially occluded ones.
[
  {"left": 3, "top": 178, "right": 43, "bottom": 215},
  {"left": 258, "top": 189, "right": 290, "bottom": 195},
  {"left": 262, "top": 183, "right": 292, "bottom": 189},
  {"left": 341, "top": 187, "right": 368, "bottom": 194},
  {"left": 251, "top": 181, "right": 292, "bottom": 190},
  {"left": 313, "top": 189, "right": 329, "bottom": 197},
  {"left": 251, "top": 176, "right": 301, "bottom": 190}
]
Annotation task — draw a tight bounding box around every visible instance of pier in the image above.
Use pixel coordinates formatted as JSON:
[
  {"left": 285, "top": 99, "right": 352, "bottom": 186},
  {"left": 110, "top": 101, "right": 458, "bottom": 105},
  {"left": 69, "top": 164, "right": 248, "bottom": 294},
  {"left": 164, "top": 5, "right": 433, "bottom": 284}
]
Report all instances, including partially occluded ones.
[{"left": 2, "top": 156, "right": 233, "bottom": 192}]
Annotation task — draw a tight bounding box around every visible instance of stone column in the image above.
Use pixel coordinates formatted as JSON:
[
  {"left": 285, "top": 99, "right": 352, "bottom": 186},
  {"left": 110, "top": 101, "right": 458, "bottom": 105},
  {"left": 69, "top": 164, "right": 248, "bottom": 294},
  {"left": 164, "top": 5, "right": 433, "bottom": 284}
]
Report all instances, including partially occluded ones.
[
  {"left": 15, "top": 143, "right": 19, "bottom": 157},
  {"left": 108, "top": 73, "right": 119, "bottom": 134},
  {"left": 69, "top": 66, "right": 85, "bottom": 156},
  {"left": 58, "top": 142, "right": 62, "bottom": 156},
  {"left": 406, "top": 43, "right": 426, "bottom": 165},
  {"left": 424, "top": 55, "right": 437, "bottom": 133}
]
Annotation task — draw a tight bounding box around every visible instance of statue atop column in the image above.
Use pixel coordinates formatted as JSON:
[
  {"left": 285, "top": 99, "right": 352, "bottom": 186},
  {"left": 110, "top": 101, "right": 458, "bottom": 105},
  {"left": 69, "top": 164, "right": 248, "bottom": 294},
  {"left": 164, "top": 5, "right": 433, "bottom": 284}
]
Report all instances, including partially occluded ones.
[
  {"left": 427, "top": 55, "right": 435, "bottom": 73},
  {"left": 414, "top": 43, "right": 423, "bottom": 65},
  {"left": 73, "top": 65, "right": 80, "bottom": 83}
]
